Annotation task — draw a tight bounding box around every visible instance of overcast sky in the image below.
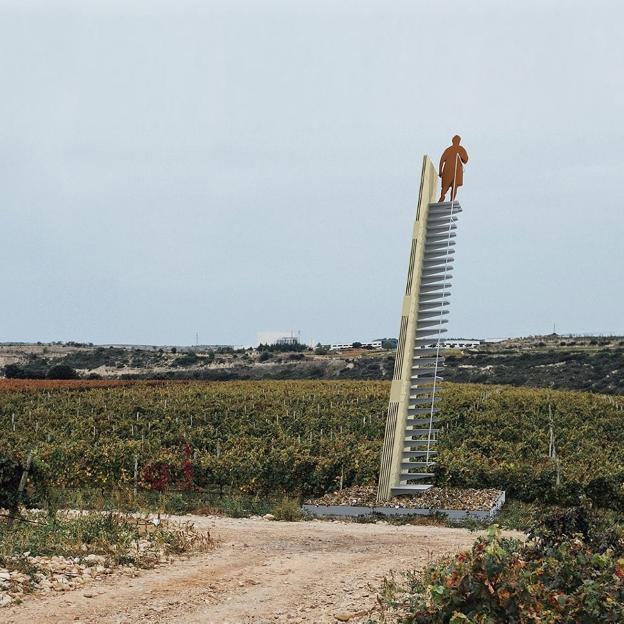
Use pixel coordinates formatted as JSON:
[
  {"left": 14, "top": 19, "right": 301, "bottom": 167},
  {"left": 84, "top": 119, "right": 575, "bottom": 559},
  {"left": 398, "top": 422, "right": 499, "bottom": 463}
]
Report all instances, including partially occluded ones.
[{"left": 1, "top": 0, "right": 623, "bottom": 345}]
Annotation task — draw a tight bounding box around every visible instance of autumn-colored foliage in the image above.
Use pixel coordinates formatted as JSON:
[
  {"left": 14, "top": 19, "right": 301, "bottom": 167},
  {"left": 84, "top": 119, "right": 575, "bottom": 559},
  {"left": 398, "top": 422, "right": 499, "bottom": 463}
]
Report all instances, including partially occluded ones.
[
  {"left": 0, "top": 379, "right": 170, "bottom": 392},
  {"left": 380, "top": 506, "right": 624, "bottom": 623}
]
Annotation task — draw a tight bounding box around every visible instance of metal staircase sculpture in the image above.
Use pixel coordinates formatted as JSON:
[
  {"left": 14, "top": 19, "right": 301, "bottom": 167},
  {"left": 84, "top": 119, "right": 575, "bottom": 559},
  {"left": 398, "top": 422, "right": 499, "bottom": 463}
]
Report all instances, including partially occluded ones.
[{"left": 377, "top": 155, "right": 461, "bottom": 500}]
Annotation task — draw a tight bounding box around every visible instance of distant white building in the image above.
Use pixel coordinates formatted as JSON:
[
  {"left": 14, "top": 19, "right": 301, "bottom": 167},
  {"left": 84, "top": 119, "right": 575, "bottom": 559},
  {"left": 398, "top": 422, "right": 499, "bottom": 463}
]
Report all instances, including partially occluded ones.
[
  {"left": 442, "top": 339, "right": 481, "bottom": 348},
  {"left": 330, "top": 343, "right": 352, "bottom": 351},
  {"left": 330, "top": 339, "right": 383, "bottom": 351},
  {"left": 257, "top": 330, "right": 300, "bottom": 347}
]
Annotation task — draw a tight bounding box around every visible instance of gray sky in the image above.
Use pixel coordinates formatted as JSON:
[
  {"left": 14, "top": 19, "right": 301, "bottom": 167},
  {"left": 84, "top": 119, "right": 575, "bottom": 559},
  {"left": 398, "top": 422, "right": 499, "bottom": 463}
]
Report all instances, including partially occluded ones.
[{"left": 2, "top": 0, "right": 623, "bottom": 345}]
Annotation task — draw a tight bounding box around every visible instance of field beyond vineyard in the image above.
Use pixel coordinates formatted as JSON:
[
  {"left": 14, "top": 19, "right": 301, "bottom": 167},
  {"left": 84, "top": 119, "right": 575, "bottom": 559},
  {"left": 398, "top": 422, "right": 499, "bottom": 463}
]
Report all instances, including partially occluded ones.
[{"left": 1, "top": 379, "right": 623, "bottom": 509}]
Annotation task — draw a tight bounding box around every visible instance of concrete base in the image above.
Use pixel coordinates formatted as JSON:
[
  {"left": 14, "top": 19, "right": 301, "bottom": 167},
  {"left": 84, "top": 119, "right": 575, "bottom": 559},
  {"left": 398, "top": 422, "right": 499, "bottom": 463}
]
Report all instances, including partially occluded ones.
[{"left": 302, "top": 491, "right": 505, "bottom": 523}]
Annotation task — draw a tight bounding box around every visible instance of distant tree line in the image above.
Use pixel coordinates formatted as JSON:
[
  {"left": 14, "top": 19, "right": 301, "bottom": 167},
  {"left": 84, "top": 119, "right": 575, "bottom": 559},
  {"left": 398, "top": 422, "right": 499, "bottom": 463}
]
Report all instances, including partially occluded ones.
[
  {"left": 4, "top": 363, "right": 81, "bottom": 380},
  {"left": 257, "top": 343, "right": 310, "bottom": 353}
]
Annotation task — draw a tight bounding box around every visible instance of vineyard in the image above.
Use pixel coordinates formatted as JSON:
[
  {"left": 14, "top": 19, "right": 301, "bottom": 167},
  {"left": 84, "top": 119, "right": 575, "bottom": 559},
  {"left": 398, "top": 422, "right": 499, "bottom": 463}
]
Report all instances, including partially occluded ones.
[{"left": 0, "top": 380, "right": 623, "bottom": 509}]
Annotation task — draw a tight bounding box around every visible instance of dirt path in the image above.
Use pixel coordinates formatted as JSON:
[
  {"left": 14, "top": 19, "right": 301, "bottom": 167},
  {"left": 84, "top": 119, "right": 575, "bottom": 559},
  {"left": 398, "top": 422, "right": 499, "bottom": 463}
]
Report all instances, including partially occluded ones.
[{"left": 4, "top": 515, "right": 493, "bottom": 624}]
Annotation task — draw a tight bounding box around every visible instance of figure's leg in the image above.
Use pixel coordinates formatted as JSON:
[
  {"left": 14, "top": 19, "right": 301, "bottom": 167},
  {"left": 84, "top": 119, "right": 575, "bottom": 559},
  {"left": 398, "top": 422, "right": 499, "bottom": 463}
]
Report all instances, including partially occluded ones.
[
  {"left": 438, "top": 182, "right": 450, "bottom": 202},
  {"left": 450, "top": 181, "right": 463, "bottom": 201},
  {"left": 450, "top": 180, "right": 459, "bottom": 201}
]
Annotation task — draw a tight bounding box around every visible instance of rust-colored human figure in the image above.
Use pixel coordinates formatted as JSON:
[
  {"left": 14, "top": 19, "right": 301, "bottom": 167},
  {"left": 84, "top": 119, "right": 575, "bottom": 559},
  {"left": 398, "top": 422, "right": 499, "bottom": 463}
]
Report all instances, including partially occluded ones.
[{"left": 438, "top": 135, "right": 469, "bottom": 202}]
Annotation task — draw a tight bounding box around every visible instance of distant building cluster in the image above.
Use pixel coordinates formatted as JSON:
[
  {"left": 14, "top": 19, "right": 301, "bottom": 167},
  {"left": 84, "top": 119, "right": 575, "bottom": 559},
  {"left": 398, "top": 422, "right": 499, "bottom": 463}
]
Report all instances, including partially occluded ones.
[
  {"left": 330, "top": 340, "right": 383, "bottom": 351},
  {"left": 256, "top": 331, "right": 480, "bottom": 352},
  {"left": 330, "top": 338, "right": 480, "bottom": 351},
  {"left": 257, "top": 331, "right": 301, "bottom": 347},
  {"left": 442, "top": 339, "right": 481, "bottom": 348}
]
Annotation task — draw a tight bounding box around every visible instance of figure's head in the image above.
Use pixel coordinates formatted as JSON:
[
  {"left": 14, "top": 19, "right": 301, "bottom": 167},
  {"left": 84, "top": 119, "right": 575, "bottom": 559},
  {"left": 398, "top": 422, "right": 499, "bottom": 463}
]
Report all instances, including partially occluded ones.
[{"left": 452, "top": 135, "right": 461, "bottom": 146}]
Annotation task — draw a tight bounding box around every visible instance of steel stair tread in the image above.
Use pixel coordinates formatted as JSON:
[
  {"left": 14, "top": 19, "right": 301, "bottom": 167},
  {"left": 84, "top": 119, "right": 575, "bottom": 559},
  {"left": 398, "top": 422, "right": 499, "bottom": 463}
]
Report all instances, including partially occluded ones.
[{"left": 390, "top": 485, "right": 433, "bottom": 494}]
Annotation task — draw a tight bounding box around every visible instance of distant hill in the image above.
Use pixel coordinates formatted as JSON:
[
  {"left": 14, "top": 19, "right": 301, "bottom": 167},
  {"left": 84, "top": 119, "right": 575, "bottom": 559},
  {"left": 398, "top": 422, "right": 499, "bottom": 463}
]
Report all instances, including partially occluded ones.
[{"left": 1, "top": 334, "right": 623, "bottom": 394}]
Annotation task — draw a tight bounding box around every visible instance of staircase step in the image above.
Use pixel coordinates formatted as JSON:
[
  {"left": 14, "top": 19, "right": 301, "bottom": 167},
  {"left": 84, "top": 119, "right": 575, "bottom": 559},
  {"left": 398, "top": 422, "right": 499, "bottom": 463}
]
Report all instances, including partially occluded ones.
[
  {"left": 427, "top": 217, "right": 458, "bottom": 226},
  {"left": 413, "top": 344, "right": 446, "bottom": 351},
  {"left": 412, "top": 347, "right": 444, "bottom": 362},
  {"left": 399, "top": 470, "right": 435, "bottom": 478},
  {"left": 424, "top": 249, "right": 455, "bottom": 259},
  {"left": 425, "top": 240, "right": 456, "bottom": 249},
  {"left": 408, "top": 392, "right": 436, "bottom": 399},
  {"left": 400, "top": 460, "right": 435, "bottom": 467},
  {"left": 426, "top": 215, "right": 459, "bottom": 222},
  {"left": 405, "top": 428, "right": 439, "bottom": 436},
  {"left": 417, "top": 319, "right": 448, "bottom": 329},
  {"left": 417, "top": 310, "right": 449, "bottom": 320},
  {"left": 429, "top": 200, "right": 462, "bottom": 207},
  {"left": 428, "top": 205, "right": 459, "bottom": 214},
  {"left": 407, "top": 404, "right": 439, "bottom": 412},
  {"left": 413, "top": 339, "right": 443, "bottom": 347},
  {"left": 421, "top": 270, "right": 453, "bottom": 280},
  {"left": 410, "top": 367, "right": 444, "bottom": 375},
  {"left": 423, "top": 256, "right": 455, "bottom": 266},
  {"left": 425, "top": 221, "right": 459, "bottom": 229},
  {"left": 422, "top": 270, "right": 453, "bottom": 280},
  {"left": 427, "top": 216, "right": 458, "bottom": 224},
  {"left": 391, "top": 484, "right": 433, "bottom": 495},
  {"left": 405, "top": 422, "right": 440, "bottom": 432},
  {"left": 416, "top": 327, "right": 448, "bottom": 344},
  {"left": 419, "top": 284, "right": 452, "bottom": 294},
  {"left": 409, "top": 396, "right": 439, "bottom": 404},
  {"left": 422, "top": 265, "right": 453, "bottom": 276},
  {"left": 407, "top": 410, "right": 438, "bottom": 417},
  {"left": 423, "top": 256, "right": 455, "bottom": 275},
  {"left": 426, "top": 234, "right": 456, "bottom": 243},
  {"left": 411, "top": 356, "right": 444, "bottom": 363},
  {"left": 426, "top": 230, "right": 457, "bottom": 246},
  {"left": 419, "top": 291, "right": 451, "bottom": 300},
  {"left": 416, "top": 324, "right": 448, "bottom": 334},
  {"left": 411, "top": 375, "right": 444, "bottom": 388},
  {"left": 402, "top": 450, "right": 437, "bottom": 457},
  {"left": 411, "top": 367, "right": 444, "bottom": 376},
  {"left": 420, "top": 274, "right": 453, "bottom": 284},
  {"left": 406, "top": 413, "right": 439, "bottom": 422}
]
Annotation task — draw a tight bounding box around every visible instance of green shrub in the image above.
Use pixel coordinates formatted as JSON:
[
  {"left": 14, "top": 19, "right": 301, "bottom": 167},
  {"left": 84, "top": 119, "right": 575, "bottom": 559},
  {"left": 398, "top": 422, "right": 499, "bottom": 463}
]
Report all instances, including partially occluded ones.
[
  {"left": 378, "top": 507, "right": 624, "bottom": 623},
  {"left": 47, "top": 365, "right": 79, "bottom": 380},
  {"left": 0, "top": 511, "right": 212, "bottom": 571},
  {"left": 218, "top": 495, "right": 253, "bottom": 518},
  {"left": 270, "top": 497, "right": 303, "bottom": 521},
  {"left": 0, "top": 455, "right": 22, "bottom": 511}
]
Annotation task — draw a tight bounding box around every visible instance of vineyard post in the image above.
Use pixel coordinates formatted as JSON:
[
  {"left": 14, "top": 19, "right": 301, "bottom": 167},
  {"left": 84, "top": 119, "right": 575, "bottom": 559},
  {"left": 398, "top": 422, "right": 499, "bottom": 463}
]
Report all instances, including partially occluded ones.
[
  {"left": 9, "top": 450, "right": 33, "bottom": 527},
  {"left": 548, "top": 404, "right": 561, "bottom": 488},
  {"left": 133, "top": 455, "right": 138, "bottom": 496}
]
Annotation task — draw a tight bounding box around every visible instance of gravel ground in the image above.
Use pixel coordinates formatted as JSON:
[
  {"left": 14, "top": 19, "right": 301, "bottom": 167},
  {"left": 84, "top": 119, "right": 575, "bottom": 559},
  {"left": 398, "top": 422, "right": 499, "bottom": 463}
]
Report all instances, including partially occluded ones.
[
  {"left": 2, "top": 513, "right": 520, "bottom": 624},
  {"left": 306, "top": 485, "right": 504, "bottom": 510}
]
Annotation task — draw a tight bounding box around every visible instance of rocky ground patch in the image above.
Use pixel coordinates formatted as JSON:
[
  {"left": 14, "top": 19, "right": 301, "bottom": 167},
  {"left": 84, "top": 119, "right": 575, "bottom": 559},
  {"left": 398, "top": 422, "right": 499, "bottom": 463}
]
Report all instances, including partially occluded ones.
[
  {"left": 306, "top": 485, "right": 504, "bottom": 510},
  {"left": 0, "top": 511, "right": 212, "bottom": 608}
]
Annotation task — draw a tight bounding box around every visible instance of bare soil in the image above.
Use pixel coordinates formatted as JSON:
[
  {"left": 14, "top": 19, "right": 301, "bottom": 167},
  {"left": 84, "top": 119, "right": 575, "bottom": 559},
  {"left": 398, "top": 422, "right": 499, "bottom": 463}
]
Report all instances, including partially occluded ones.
[{"left": 3, "top": 514, "right": 508, "bottom": 624}]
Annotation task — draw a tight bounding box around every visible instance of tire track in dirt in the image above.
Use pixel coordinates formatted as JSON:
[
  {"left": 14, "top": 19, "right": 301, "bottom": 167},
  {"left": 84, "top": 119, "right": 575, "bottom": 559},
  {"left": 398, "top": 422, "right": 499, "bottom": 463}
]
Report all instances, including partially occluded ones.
[{"left": 4, "top": 515, "right": 502, "bottom": 624}]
